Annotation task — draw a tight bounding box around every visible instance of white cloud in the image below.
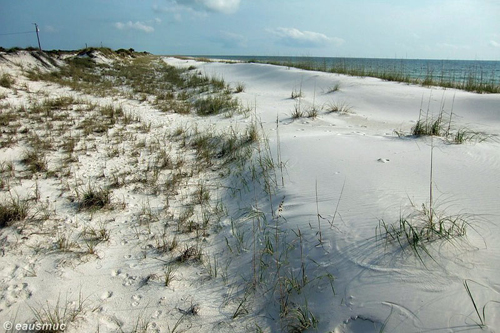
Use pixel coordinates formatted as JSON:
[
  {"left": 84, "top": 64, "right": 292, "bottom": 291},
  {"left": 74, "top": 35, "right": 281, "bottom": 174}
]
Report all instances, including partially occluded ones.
[
  {"left": 156, "top": 0, "right": 241, "bottom": 15},
  {"left": 198, "top": 0, "right": 240, "bottom": 14},
  {"left": 115, "top": 21, "right": 155, "bottom": 33},
  {"left": 270, "top": 27, "right": 344, "bottom": 48},
  {"left": 489, "top": 40, "right": 500, "bottom": 48}
]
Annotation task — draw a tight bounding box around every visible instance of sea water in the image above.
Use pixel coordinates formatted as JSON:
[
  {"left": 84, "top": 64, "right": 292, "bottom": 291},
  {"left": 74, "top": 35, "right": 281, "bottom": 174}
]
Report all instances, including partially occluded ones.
[{"left": 202, "top": 55, "right": 500, "bottom": 86}]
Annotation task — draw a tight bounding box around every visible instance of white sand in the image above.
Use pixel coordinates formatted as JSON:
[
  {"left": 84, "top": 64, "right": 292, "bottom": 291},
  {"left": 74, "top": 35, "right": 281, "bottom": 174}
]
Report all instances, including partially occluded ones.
[{"left": 1, "top": 52, "right": 500, "bottom": 332}]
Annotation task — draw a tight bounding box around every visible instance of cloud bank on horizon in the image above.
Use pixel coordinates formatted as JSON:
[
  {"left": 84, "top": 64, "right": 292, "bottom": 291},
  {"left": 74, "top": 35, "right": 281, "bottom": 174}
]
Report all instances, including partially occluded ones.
[{"left": 1, "top": 0, "right": 499, "bottom": 60}]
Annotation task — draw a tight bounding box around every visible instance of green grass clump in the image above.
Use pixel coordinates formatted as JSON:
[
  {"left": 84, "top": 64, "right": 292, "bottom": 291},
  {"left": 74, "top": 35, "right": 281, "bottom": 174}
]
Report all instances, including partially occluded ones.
[
  {"left": 326, "top": 101, "right": 352, "bottom": 113},
  {"left": 326, "top": 83, "right": 340, "bottom": 93},
  {"left": 378, "top": 204, "right": 469, "bottom": 263},
  {"left": 193, "top": 94, "right": 238, "bottom": 116},
  {"left": 21, "top": 150, "right": 48, "bottom": 173},
  {"left": 411, "top": 117, "right": 444, "bottom": 136},
  {"left": 406, "top": 93, "right": 488, "bottom": 144},
  {"left": 29, "top": 293, "right": 88, "bottom": 332},
  {"left": 234, "top": 82, "right": 245, "bottom": 93},
  {"left": 290, "top": 101, "right": 304, "bottom": 119},
  {"left": 0, "top": 112, "right": 18, "bottom": 126},
  {"left": 288, "top": 304, "right": 319, "bottom": 332},
  {"left": 0, "top": 197, "right": 29, "bottom": 228},
  {"left": 451, "top": 128, "right": 487, "bottom": 144},
  {"left": 291, "top": 89, "right": 303, "bottom": 99},
  {"left": 79, "top": 186, "right": 111, "bottom": 210},
  {"left": 179, "top": 245, "right": 202, "bottom": 262},
  {"left": 305, "top": 107, "right": 319, "bottom": 119},
  {"left": 0, "top": 73, "right": 14, "bottom": 88},
  {"left": 44, "top": 96, "right": 77, "bottom": 110}
]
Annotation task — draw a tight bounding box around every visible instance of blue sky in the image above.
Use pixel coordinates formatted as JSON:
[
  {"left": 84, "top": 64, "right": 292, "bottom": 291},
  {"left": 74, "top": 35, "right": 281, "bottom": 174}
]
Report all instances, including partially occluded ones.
[{"left": 1, "top": 0, "right": 499, "bottom": 60}]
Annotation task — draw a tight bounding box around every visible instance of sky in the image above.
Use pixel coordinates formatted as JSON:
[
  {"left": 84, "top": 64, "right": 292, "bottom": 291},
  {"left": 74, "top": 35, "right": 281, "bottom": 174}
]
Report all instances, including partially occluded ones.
[{"left": 1, "top": 0, "right": 499, "bottom": 60}]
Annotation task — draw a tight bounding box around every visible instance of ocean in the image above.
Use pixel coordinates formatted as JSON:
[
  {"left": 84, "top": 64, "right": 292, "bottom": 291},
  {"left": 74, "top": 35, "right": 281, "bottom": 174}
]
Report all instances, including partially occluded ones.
[{"left": 201, "top": 55, "right": 500, "bottom": 88}]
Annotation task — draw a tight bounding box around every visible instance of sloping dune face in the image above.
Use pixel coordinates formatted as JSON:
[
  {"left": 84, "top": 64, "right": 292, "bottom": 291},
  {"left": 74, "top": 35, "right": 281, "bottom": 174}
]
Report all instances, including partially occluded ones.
[{"left": 185, "top": 58, "right": 500, "bottom": 332}]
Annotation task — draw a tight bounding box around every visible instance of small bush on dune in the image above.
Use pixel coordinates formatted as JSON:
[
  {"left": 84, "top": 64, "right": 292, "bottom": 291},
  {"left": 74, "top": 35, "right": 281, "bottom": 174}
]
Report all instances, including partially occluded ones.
[
  {"left": 21, "top": 150, "right": 48, "bottom": 173},
  {"left": 210, "top": 76, "right": 227, "bottom": 90},
  {"left": 0, "top": 73, "right": 15, "bottom": 88},
  {"left": 193, "top": 94, "right": 239, "bottom": 116},
  {"left": 179, "top": 245, "right": 202, "bottom": 262},
  {"left": 378, "top": 203, "right": 469, "bottom": 263},
  {"left": 0, "top": 197, "right": 29, "bottom": 228},
  {"left": 234, "top": 82, "right": 246, "bottom": 93},
  {"left": 326, "top": 101, "right": 352, "bottom": 113},
  {"left": 411, "top": 116, "right": 444, "bottom": 137},
  {"left": 245, "top": 122, "right": 259, "bottom": 143},
  {"left": 290, "top": 102, "right": 303, "bottom": 119},
  {"left": 291, "top": 89, "right": 303, "bottom": 99},
  {"left": 406, "top": 94, "right": 488, "bottom": 144},
  {"left": 79, "top": 186, "right": 111, "bottom": 210},
  {"left": 306, "top": 107, "right": 319, "bottom": 119},
  {"left": 327, "top": 83, "right": 340, "bottom": 93}
]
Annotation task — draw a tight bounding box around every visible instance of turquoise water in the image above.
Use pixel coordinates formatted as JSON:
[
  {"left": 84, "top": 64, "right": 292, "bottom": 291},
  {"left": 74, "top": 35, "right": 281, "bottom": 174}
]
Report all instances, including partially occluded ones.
[{"left": 202, "top": 55, "right": 500, "bottom": 86}]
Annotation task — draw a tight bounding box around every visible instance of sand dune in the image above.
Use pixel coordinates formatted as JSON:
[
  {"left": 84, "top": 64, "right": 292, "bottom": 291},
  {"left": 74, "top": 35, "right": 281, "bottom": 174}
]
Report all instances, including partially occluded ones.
[{"left": 1, "top": 50, "right": 499, "bottom": 332}]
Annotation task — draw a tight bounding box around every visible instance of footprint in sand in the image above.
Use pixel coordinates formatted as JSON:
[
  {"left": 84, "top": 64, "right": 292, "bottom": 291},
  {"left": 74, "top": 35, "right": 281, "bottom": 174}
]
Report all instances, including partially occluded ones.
[
  {"left": 1, "top": 283, "right": 32, "bottom": 309},
  {"left": 377, "top": 158, "right": 390, "bottom": 163},
  {"left": 334, "top": 316, "right": 383, "bottom": 333},
  {"left": 101, "top": 291, "right": 113, "bottom": 300},
  {"left": 151, "top": 310, "right": 162, "bottom": 319},
  {"left": 131, "top": 294, "right": 142, "bottom": 307},
  {"left": 123, "top": 274, "right": 137, "bottom": 286},
  {"left": 111, "top": 269, "right": 122, "bottom": 277}
]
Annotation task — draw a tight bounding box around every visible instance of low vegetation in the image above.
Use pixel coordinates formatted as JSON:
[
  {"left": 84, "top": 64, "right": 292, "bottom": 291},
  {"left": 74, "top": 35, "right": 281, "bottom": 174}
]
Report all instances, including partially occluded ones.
[
  {"left": 0, "top": 196, "right": 29, "bottom": 228},
  {"left": 326, "top": 100, "right": 352, "bottom": 113},
  {"left": 256, "top": 57, "right": 500, "bottom": 93},
  {"left": 2, "top": 47, "right": 493, "bottom": 332},
  {"left": 392, "top": 91, "right": 490, "bottom": 144},
  {"left": 0, "top": 48, "right": 269, "bottom": 331},
  {"left": 0, "top": 72, "right": 14, "bottom": 88},
  {"left": 378, "top": 203, "right": 469, "bottom": 262},
  {"left": 378, "top": 129, "right": 474, "bottom": 264},
  {"left": 78, "top": 186, "right": 111, "bottom": 210}
]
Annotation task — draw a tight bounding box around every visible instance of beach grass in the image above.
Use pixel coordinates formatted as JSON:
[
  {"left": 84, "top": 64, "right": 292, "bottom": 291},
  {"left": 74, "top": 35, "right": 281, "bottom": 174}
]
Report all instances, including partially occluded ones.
[
  {"left": 2, "top": 47, "right": 499, "bottom": 332},
  {"left": 463, "top": 279, "right": 500, "bottom": 329},
  {"left": 253, "top": 58, "right": 500, "bottom": 94},
  {"left": 21, "top": 149, "right": 48, "bottom": 173},
  {"left": 378, "top": 205, "right": 469, "bottom": 262},
  {"left": 78, "top": 185, "right": 111, "bottom": 210},
  {"left": 0, "top": 72, "right": 14, "bottom": 88},
  {"left": 0, "top": 196, "right": 29, "bottom": 228},
  {"left": 326, "top": 100, "right": 353, "bottom": 114}
]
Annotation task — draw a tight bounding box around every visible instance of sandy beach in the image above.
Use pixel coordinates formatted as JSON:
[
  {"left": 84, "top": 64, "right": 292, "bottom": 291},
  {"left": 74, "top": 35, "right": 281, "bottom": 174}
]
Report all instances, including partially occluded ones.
[{"left": 1, "top": 49, "right": 500, "bottom": 332}]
